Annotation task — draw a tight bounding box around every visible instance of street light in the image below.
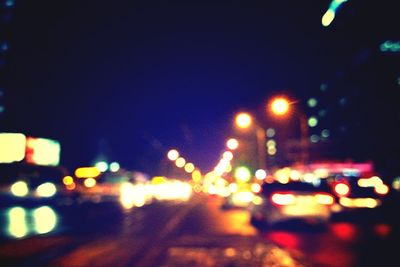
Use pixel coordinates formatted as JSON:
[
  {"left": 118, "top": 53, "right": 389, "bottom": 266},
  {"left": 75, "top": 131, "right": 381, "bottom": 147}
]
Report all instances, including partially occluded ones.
[
  {"left": 268, "top": 96, "right": 309, "bottom": 164},
  {"left": 271, "top": 97, "right": 290, "bottom": 116},
  {"left": 235, "top": 112, "right": 252, "bottom": 129},
  {"left": 234, "top": 112, "right": 266, "bottom": 170},
  {"left": 167, "top": 149, "right": 180, "bottom": 161},
  {"left": 226, "top": 138, "right": 239, "bottom": 150}
]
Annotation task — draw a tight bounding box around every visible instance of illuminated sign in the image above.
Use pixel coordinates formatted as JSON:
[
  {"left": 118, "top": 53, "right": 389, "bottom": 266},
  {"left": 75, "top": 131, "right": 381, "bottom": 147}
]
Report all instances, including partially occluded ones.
[
  {"left": 25, "top": 137, "right": 61, "bottom": 166},
  {"left": 75, "top": 167, "right": 101, "bottom": 178},
  {"left": 0, "top": 133, "right": 26, "bottom": 163}
]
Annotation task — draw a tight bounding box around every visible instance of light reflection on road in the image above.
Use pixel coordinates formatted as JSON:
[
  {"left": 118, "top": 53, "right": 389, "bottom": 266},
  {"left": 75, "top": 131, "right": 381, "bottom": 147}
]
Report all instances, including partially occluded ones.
[{"left": 263, "top": 222, "right": 394, "bottom": 267}]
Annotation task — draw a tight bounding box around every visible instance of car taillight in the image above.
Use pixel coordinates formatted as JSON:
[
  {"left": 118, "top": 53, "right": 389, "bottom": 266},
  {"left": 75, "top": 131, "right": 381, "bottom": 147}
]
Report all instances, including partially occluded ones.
[
  {"left": 334, "top": 183, "right": 350, "bottom": 196},
  {"left": 315, "top": 193, "right": 335, "bottom": 205},
  {"left": 271, "top": 193, "right": 296, "bottom": 205},
  {"left": 375, "top": 184, "right": 389, "bottom": 195}
]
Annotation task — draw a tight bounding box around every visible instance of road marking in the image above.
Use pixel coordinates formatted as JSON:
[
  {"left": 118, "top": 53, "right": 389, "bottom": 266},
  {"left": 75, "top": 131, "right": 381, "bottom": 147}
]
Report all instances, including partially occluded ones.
[{"left": 130, "top": 198, "right": 200, "bottom": 267}]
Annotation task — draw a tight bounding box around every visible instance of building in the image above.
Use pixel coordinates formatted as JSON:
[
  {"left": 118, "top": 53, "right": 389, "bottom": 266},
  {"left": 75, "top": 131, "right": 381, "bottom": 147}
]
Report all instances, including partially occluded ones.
[{"left": 0, "top": 0, "right": 15, "bottom": 127}]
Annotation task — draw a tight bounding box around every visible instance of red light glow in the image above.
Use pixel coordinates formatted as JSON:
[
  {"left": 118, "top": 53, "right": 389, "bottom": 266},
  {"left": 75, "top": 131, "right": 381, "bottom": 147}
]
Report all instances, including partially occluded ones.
[
  {"left": 266, "top": 232, "right": 299, "bottom": 249},
  {"left": 374, "top": 224, "right": 391, "bottom": 238},
  {"left": 331, "top": 223, "right": 359, "bottom": 241}
]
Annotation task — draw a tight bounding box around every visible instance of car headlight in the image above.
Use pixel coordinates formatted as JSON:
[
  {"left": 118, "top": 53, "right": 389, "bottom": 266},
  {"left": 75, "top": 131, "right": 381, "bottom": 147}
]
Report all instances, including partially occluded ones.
[
  {"left": 36, "top": 182, "right": 57, "bottom": 198},
  {"left": 10, "top": 181, "right": 29, "bottom": 197}
]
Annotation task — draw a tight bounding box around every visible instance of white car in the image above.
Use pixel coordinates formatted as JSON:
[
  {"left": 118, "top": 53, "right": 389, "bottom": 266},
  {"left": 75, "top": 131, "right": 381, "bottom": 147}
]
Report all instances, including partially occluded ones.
[{"left": 249, "top": 182, "right": 336, "bottom": 227}]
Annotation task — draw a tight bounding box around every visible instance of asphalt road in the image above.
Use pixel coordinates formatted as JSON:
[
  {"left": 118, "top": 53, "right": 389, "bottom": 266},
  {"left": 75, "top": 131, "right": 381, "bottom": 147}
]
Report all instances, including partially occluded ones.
[{"left": 0, "top": 194, "right": 399, "bottom": 267}]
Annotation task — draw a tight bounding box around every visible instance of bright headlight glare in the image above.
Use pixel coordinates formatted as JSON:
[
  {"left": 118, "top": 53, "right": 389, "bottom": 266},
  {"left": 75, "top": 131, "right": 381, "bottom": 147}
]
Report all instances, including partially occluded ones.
[
  {"left": 36, "top": 182, "right": 57, "bottom": 198},
  {"left": 11, "top": 181, "right": 29, "bottom": 197}
]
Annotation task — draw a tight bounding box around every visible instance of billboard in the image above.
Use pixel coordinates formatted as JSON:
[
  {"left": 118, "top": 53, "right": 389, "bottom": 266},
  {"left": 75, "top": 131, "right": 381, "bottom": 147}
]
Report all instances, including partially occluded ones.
[
  {"left": 25, "top": 137, "right": 61, "bottom": 166},
  {"left": 0, "top": 133, "right": 26, "bottom": 163}
]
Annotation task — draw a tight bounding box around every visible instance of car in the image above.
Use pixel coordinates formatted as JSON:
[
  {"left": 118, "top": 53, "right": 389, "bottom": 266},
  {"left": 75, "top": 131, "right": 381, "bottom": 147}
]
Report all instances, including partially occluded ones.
[
  {"left": 321, "top": 176, "right": 390, "bottom": 210},
  {"left": 222, "top": 189, "right": 256, "bottom": 209},
  {"left": 249, "top": 181, "right": 336, "bottom": 227},
  {"left": 0, "top": 163, "right": 71, "bottom": 206}
]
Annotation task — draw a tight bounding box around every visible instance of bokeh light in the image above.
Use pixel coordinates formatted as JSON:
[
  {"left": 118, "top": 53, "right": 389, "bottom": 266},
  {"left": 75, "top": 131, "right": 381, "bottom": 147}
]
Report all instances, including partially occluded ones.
[
  {"left": 234, "top": 166, "right": 252, "bottom": 183},
  {"left": 84, "top": 178, "right": 97, "bottom": 188},
  {"left": 167, "top": 149, "right": 179, "bottom": 161},
  {"left": 175, "top": 157, "right": 186, "bottom": 168},
  {"left": 10, "top": 181, "right": 29, "bottom": 197},
  {"left": 270, "top": 97, "right": 290, "bottom": 116},
  {"left": 235, "top": 113, "right": 252, "bottom": 129},
  {"left": 226, "top": 138, "right": 239, "bottom": 150}
]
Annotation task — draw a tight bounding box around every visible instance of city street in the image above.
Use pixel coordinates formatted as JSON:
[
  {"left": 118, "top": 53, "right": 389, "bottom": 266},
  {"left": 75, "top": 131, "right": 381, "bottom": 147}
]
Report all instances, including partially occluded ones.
[{"left": 0, "top": 194, "right": 398, "bottom": 267}]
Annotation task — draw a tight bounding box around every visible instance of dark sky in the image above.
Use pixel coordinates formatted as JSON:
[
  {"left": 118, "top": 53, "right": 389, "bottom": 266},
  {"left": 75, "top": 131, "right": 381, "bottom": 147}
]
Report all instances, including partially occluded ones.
[{"left": 3, "top": 0, "right": 399, "bottom": 174}]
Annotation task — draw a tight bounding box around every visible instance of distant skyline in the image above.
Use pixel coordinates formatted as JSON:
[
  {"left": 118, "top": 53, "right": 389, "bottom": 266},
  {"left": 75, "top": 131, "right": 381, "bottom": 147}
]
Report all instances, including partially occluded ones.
[{"left": 1, "top": 0, "right": 398, "bottom": 174}]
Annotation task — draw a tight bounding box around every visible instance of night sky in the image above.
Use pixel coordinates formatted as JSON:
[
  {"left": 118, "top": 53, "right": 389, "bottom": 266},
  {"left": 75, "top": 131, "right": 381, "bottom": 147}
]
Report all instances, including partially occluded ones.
[{"left": 2, "top": 0, "right": 399, "bottom": 174}]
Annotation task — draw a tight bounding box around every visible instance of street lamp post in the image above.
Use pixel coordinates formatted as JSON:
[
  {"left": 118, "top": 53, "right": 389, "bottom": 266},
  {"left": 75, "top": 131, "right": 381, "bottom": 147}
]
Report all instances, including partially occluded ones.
[
  {"left": 234, "top": 112, "right": 267, "bottom": 170},
  {"left": 299, "top": 113, "right": 309, "bottom": 164},
  {"left": 269, "top": 97, "right": 309, "bottom": 165}
]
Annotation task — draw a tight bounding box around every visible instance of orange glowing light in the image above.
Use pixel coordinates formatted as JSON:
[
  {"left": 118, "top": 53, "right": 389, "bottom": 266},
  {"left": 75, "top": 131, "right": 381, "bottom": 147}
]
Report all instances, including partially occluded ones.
[
  {"left": 270, "top": 97, "right": 290, "bottom": 116},
  {"left": 235, "top": 113, "right": 252, "bottom": 129},
  {"left": 66, "top": 183, "right": 76, "bottom": 190}
]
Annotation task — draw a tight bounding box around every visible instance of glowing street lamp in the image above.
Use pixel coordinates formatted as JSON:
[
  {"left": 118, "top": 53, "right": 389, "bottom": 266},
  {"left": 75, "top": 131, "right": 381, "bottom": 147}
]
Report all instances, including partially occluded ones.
[
  {"left": 270, "top": 97, "right": 290, "bottom": 116},
  {"left": 233, "top": 112, "right": 266, "bottom": 170},
  {"left": 167, "top": 149, "right": 180, "bottom": 161},
  {"left": 226, "top": 138, "right": 239, "bottom": 150},
  {"left": 268, "top": 96, "right": 309, "bottom": 164},
  {"left": 175, "top": 157, "right": 186, "bottom": 168},
  {"left": 235, "top": 112, "right": 253, "bottom": 129},
  {"left": 184, "top": 162, "right": 195, "bottom": 173}
]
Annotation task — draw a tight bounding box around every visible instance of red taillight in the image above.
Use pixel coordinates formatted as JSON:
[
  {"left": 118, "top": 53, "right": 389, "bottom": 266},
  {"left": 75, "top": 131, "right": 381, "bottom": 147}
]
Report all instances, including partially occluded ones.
[
  {"left": 375, "top": 184, "right": 389, "bottom": 195},
  {"left": 271, "top": 193, "right": 296, "bottom": 205},
  {"left": 334, "top": 183, "right": 350, "bottom": 196},
  {"left": 315, "top": 193, "right": 335, "bottom": 205}
]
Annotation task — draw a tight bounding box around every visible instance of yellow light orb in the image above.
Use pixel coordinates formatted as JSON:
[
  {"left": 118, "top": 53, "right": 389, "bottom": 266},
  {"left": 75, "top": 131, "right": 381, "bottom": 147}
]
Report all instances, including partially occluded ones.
[
  {"left": 226, "top": 138, "right": 239, "bottom": 150},
  {"left": 175, "top": 157, "right": 186, "bottom": 168},
  {"left": 235, "top": 113, "right": 252, "bottom": 129},
  {"left": 167, "top": 149, "right": 180, "bottom": 161},
  {"left": 63, "top": 176, "right": 74, "bottom": 186},
  {"left": 234, "top": 166, "right": 252, "bottom": 183},
  {"left": 271, "top": 97, "right": 290, "bottom": 116},
  {"left": 10, "top": 181, "right": 29, "bottom": 197},
  {"left": 192, "top": 170, "right": 202, "bottom": 182},
  {"left": 184, "top": 163, "right": 195, "bottom": 173}
]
